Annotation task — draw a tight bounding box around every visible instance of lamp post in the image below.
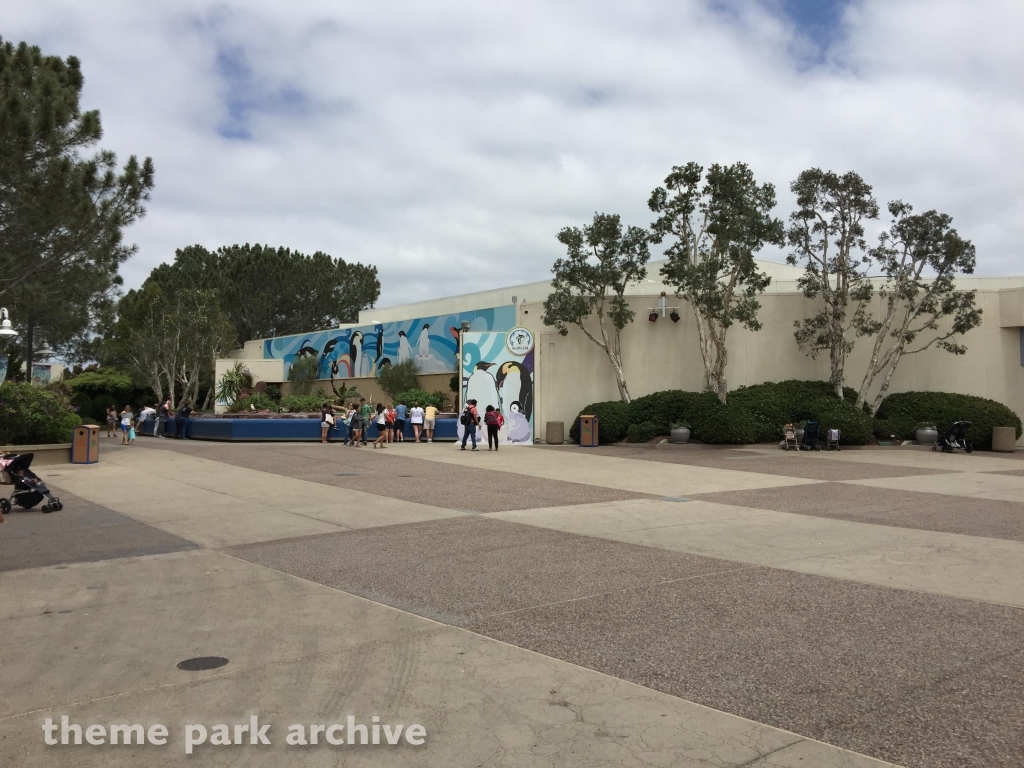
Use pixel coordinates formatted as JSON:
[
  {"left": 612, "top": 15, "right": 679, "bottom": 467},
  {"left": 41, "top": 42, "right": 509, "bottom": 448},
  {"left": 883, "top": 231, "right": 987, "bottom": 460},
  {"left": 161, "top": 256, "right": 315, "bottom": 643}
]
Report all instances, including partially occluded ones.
[{"left": 0, "top": 308, "right": 16, "bottom": 385}]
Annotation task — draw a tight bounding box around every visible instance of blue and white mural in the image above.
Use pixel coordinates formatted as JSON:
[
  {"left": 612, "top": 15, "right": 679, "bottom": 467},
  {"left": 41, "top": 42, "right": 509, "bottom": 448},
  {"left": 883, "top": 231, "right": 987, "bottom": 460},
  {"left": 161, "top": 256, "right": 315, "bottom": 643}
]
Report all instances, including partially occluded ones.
[
  {"left": 458, "top": 327, "right": 535, "bottom": 445},
  {"left": 264, "top": 306, "right": 517, "bottom": 380}
]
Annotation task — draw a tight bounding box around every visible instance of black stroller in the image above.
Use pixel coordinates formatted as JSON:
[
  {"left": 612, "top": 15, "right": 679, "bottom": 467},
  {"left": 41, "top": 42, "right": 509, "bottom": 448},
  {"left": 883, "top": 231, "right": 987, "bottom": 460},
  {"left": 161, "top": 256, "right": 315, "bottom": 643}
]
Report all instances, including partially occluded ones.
[
  {"left": 800, "top": 421, "right": 822, "bottom": 451},
  {"left": 0, "top": 453, "right": 63, "bottom": 514},
  {"left": 933, "top": 421, "right": 973, "bottom": 453}
]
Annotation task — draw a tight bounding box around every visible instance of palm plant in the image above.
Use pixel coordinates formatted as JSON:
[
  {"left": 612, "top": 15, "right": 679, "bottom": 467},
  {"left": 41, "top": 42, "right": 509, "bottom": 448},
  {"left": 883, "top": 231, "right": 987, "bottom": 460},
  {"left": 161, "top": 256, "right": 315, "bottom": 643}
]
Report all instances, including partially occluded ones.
[{"left": 214, "top": 362, "right": 253, "bottom": 405}]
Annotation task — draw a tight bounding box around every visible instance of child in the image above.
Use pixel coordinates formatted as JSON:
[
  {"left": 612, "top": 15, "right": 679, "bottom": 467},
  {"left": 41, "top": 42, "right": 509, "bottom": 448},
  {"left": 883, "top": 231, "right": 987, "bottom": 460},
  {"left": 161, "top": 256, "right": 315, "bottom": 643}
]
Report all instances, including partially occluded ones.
[
  {"left": 119, "top": 405, "right": 133, "bottom": 445},
  {"left": 128, "top": 423, "right": 136, "bottom": 444},
  {"left": 106, "top": 406, "right": 117, "bottom": 438},
  {"left": 484, "top": 405, "right": 502, "bottom": 451}
]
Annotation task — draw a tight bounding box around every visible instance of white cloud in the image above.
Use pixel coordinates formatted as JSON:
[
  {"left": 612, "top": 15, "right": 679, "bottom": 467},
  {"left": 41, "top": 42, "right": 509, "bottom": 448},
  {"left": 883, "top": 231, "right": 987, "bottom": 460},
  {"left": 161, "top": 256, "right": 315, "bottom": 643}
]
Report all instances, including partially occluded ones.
[{"left": 5, "top": 0, "right": 1022, "bottom": 310}]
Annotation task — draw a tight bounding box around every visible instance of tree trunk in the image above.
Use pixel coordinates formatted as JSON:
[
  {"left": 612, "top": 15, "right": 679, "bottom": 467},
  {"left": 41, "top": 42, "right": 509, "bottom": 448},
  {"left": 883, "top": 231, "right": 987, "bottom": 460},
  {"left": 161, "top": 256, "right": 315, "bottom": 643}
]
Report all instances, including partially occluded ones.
[{"left": 830, "top": 344, "right": 844, "bottom": 399}]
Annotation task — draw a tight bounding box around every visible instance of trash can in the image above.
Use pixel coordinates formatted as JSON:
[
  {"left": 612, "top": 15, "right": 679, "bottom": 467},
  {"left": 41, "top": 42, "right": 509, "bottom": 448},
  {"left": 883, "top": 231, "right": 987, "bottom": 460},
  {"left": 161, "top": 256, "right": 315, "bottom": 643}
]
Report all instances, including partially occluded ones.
[
  {"left": 992, "top": 426, "right": 1017, "bottom": 453},
  {"left": 71, "top": 424, "right": 100, "bottom": 464},
  {"left": 545, "top": 421, "right": 564, "bottom": 445},
  {"left": 579, "top": 415, "right": 599, "bottom": 447}
]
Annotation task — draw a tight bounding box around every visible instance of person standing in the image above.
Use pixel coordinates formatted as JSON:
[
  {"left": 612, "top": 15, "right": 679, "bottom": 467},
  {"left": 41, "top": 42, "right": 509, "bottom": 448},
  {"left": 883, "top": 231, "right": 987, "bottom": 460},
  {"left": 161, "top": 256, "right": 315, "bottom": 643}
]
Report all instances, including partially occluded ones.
[
  {"left": 174, "top": 399, "right": 193, "bottom": 439},
  {"left": 106, "top": 405, "right": 118, "bottom": 438},
  {"left": 372, "top": 403, "right": 388, "bottom": 449},
  {"left": 423, "top": 403, "right": 438, "bottom": 443},
  {"left": 384, "top": 403, "right": 397, "bottom": 443},
  {"left": 409, "top": 401, "right": 425, "bottom": 442},
  {"left": 460, "top": 399, "right": 480, "bottom": 451},
  {"left": 156, "top": 397, "right": 171, "bottom": 438},
  {"left": 359, "top": 398, "right": 372, "bottom": 445},
  {"left": 484, "top": 405, "right": 502, "bottom": 451},
  {"left": 119, "top": 405, "right": 134, "bottom": 445},
  {"left": 394, "top": 400, "right": 407, "bottom": 442},
  {"left": 347, "top": 402, "right": 362, "bottom": 447},
  {"left": 320, "top": 402, "right": 336, "bottom": 443}
]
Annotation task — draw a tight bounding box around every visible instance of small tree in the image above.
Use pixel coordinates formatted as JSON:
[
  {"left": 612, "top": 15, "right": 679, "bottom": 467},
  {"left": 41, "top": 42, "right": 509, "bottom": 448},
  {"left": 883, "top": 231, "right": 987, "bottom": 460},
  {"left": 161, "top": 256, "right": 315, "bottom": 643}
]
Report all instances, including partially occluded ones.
[
  {"left": 377, "top": 359, "right": 419, "bottom": 399},
  {"left": 787, "top": 169, "right": 880, "bottom": 398},
  {"left": 288, "top": 355, "right": 320, "bottom": 396},
  {"left": 542, "top": 212, "right": 650, "bottom": 402},
  {"left": 649, "top": 162, "right": 784, "bottom": 404},
  {"left": 855, "top": 202, "right": 982, "bottom": 414},
  {"left": 215, "top": 362, "right": 253, "bottom": 405}
]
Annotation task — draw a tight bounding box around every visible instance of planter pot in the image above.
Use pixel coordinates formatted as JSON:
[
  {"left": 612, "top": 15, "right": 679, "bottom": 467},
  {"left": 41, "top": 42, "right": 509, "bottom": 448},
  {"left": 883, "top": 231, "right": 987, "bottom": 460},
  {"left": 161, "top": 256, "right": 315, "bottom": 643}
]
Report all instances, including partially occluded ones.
[
  {"left": 916, "top": 428, "right": 938, "bottom": 446},
  {"left": 795, "top": 427, "right": 805, "bottom": 444},
  {"left": 670, "top": 427, "right": 690, "bottom": 444},
  {"left": 992, "top": 426, "right": 1016, "bottom": 453}
]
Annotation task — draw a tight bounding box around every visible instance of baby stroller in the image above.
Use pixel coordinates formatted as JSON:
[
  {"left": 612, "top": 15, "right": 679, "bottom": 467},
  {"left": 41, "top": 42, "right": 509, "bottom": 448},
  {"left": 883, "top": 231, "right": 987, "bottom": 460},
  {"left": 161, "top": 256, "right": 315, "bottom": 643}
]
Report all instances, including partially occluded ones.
[
  {"left": 0, "top": 453, "right": 64, "bottom": 514},
  {"left": 782, "top": 423, "right": 797, "bottom": 451},
  {"left": 826, "top": 428, "right": 841, "bottom": 451},
  {"left": 800, "top": 421, "right": 821, "bottom": 451},
  {"left": 933, "top": 421, "right": 973, "bottom": 453}
]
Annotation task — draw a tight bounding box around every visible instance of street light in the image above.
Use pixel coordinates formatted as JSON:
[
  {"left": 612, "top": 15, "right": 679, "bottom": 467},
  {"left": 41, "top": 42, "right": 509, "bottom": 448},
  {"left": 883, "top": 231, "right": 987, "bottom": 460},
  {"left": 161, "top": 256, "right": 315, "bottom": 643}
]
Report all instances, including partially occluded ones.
[{"left": 0, "top": 308, "right": 17, "bottom": 337}]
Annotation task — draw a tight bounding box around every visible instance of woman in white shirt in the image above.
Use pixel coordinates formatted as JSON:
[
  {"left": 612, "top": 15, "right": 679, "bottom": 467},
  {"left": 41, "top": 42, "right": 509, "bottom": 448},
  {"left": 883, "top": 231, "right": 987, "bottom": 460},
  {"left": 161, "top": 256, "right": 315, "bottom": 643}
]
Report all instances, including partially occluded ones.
[{"left": 409, "top": 402, "right": 425, "bottom": 443}]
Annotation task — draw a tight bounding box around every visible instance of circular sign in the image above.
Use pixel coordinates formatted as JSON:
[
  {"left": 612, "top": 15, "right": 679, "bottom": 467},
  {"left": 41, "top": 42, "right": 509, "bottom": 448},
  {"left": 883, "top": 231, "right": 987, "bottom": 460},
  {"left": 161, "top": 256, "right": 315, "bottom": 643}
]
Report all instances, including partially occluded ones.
[{"left": 505, "top": 327, "right": 535, "bottom": 356}]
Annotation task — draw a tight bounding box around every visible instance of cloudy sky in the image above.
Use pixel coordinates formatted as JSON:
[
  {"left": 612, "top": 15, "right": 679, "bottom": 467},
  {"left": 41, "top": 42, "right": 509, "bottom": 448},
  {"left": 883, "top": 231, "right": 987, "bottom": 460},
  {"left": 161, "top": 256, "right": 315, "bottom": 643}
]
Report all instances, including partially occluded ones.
[{"left": 7, "top": 0, "right": 1023, "bottom": 308}]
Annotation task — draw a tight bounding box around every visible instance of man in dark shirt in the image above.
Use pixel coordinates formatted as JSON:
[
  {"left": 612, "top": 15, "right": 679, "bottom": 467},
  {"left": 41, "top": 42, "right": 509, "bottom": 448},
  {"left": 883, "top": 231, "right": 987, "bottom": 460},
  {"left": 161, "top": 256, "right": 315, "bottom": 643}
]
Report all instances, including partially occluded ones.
[{"left": 174, "top": 399, "right": 193, "bottom": 439}]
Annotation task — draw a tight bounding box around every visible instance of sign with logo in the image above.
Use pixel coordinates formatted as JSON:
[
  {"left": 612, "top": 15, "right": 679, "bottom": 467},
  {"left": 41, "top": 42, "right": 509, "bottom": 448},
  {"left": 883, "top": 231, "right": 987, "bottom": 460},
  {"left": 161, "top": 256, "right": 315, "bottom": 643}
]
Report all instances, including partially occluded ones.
[{"left": 505, "top": 327, "right": 534, "bottom": 356}]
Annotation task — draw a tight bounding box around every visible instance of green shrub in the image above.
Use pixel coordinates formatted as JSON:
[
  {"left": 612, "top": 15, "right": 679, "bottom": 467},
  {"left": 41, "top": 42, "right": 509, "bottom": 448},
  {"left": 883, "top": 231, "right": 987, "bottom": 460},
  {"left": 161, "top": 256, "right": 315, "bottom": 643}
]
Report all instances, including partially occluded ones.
[
  {"left": 264, "top": 384, "right": 282, "bottom": 402},
  {"left": 627, "top": 421, "right": 662, "bottom": 443},
  {"left": 279, "top": 391, "right": 333, "bottom": 413},
  {"left": 568, "top": 401, "right": 632, "bottom": 444},
  {"left": 0, "top": 382, "right": 82, "bottom": 445},
  {"left": 875, "top": 391, "right": 1022, "bottom": 450},
  {"left": 629, "top": 390, "right": 705, "bottom": 432},
  {"left": 287, "top": 356, "right": 320, "bottom": 396},
  {"left": 65, "top": 368, "right": 134, "bottom": 401},
  {"left": 729, "top": 379, "right": 860, "bottom": 440},
  {"left": 378, "top": 360, "right": 420, "bottom": 399},
  {"left": 394, "top": 388, "right": 446, "bottom": 410},
  {"left": 229, "top": 392, "right": 280, "bottom": 412},
  {"left": 816, "top": 402, "right": 873, "bottom": 445},
  {"left": 689, "top": 400, "right": 764, "bottom": 444}
]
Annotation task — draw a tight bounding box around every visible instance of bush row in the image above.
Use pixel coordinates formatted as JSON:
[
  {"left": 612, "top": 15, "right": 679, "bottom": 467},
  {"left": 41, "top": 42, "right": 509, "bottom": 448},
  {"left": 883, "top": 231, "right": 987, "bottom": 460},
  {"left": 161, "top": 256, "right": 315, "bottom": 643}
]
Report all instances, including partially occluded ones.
[
  {"left": 568, "top": 381, "right": 1017, "bottom": 448},
  {"left": 0, "top": 382, "right": 82, "bottom": 445}
]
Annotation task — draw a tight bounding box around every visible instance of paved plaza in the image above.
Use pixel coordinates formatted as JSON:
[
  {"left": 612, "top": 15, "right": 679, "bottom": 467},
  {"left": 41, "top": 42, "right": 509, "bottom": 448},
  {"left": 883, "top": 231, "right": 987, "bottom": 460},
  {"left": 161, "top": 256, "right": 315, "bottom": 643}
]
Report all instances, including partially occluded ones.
[{"left": 2, "top": 438, "right": 1023, "bottom": 767}]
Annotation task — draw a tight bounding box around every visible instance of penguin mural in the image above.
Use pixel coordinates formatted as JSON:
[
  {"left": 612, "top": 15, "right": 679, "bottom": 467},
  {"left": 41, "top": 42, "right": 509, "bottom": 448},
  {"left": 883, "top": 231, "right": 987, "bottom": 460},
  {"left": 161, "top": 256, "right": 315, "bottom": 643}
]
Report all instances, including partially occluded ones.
[
  {"left": 297, "top": 340, "right": 319, "bottom": 358},
  {"left": 506, "top": 401, "right": 531, "bottom": 443},
  {"left": 465, "top": 362, "right": 501, "bottom": 414},
  {"left": 349, "top": 331, "right": 365, "bottom": 377},
  {"left": 417, "top": 324, "right": 431, "bottom": 358},
  {"left": 397, "top": 330, "right": 413, "bottom": 363},
  {"left": 495, "top": 361, "right": 533, "bottom": 422},
  {"left": 320, "top": 337, "right": 342, "bottom": 378},
  {"left": 374, "top": 330, "right": 390, "bottom": 373}
]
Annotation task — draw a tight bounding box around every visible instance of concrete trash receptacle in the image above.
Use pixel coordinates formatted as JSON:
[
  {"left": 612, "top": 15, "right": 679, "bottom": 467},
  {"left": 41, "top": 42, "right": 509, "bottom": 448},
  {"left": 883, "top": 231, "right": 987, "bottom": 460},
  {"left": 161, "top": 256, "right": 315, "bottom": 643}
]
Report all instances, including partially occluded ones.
[
  {"left": 992, "top": 426, "right": 1017, "bottom": 453},
  {"left": 546, "top": 421, "right": 564, "bottom": 445}
]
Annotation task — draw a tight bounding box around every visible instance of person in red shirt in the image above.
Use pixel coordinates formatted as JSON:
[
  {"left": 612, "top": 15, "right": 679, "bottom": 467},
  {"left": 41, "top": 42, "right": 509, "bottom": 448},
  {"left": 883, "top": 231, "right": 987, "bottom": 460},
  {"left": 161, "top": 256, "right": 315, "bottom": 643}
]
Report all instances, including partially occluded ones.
[
  {"left": 483, "top": 405, "right": 503, "bottom": 451},
  {"left": 460, "top": 399, "right": 480, "bottom": 451}
]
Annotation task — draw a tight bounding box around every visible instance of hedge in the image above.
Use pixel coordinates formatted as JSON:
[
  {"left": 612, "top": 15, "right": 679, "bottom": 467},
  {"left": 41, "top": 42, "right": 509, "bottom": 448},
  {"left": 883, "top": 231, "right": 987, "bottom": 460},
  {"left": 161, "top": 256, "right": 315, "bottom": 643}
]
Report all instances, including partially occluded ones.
[
  {"left": 874, "top": 391, "right": 1022, "bottom": 450},
  {"left": 627, "top": 421, "right": 661, "bottom": 443},
  {"left": 0, "top": 382, "right": 82, "bottom": 445},
  {"left": 568, "top": 401, "right": 632, "bottom": 444}
]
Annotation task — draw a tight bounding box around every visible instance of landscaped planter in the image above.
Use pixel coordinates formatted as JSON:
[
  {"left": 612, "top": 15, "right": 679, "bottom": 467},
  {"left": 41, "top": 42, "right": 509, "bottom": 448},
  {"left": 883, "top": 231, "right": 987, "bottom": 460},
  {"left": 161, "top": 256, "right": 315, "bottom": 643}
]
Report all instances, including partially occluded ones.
[
  {"left": 915, "top": 427, "right": 938, "bottom": 446},
  {"left": 670, "top": 427, "right": 691, "bottom": 444},
  {"left": 0, "top": 444, "right": 73, "bottom": 465}
]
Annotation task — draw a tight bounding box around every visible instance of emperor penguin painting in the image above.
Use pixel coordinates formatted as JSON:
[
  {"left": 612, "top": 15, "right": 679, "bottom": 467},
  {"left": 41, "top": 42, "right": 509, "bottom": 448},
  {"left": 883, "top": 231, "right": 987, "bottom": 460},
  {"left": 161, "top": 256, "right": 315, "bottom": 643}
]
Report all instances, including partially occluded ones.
[
  {"left": 417, "top": 324, "right": 431, "bottom": 358},
  {"left": 465, "top": 361, "right": 501, "bottom": 414},
  {"left": 495, "top": 361, "right": 532, "bottom": 422},
  {"left": 349, "top": 331, "right": 365, "bottom": 377},
  {"left": 397, "top": 330, "right": 413, "bottom": 363},
  {"left": 374, "top": 330, "right": 390, "bottom": 371}
]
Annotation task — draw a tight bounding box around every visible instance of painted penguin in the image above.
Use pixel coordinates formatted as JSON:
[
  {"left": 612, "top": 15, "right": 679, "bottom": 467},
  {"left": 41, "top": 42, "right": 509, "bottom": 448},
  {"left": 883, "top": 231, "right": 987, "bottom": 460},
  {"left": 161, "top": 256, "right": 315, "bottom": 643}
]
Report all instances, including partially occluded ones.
[
  {"left": 495, "top": 361, "right": 533, "bottom": 422},
  {"left": 506, "top": 401, "right": 532, "bottom": 443},
  {"left": 465, "top": 361, "right": 501, "bottom": 415},
  {"left": 397, "top": 330, "right": 413, "bottom": 363},
  {"left": 349, "top": 331, "right": 365, "bottom": 377},
  {"left": 417, "top": 324, "right": 431, "bottom": 358}
]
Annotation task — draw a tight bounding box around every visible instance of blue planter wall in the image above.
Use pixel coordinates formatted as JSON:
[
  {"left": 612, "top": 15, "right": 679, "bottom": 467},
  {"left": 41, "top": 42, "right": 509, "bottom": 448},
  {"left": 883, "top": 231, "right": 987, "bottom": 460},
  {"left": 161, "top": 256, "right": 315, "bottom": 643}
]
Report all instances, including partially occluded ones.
[{"left": 159, "top": 417, "right": 459, "bottom": 442}]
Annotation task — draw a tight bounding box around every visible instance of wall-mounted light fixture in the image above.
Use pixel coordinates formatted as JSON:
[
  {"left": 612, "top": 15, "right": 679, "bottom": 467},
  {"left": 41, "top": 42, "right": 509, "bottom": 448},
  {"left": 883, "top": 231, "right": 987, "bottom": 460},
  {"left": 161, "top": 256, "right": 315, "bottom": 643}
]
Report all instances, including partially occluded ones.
[
  {"left": 511, "top": 295, "right": 517, "bottom": 304},
  {"left": 647, "top": 292, "right": 680, "bottom": 325},
  {"left": 670, "top": 310, "right": 680, "bottom": 323},
  {"left": 0, "top": 308, "right": 17, "bottom": 337}
]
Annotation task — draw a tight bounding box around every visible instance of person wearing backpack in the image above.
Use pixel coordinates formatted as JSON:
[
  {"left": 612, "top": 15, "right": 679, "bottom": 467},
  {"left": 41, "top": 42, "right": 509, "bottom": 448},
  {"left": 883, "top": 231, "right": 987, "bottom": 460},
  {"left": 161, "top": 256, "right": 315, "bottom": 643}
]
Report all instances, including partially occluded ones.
[
  {"left": 460, "top": 399, "right": 480, "bottom": 451},
  {"left": 483, "top": 405, "right": 503, "bottom": 451}
]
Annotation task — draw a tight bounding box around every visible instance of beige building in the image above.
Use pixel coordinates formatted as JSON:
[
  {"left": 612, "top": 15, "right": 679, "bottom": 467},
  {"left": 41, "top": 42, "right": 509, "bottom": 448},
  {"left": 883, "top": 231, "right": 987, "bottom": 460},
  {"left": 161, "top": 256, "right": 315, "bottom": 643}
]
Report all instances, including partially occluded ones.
[{"left": 219, "top": 259, "right": 1024, "bottom": 445}]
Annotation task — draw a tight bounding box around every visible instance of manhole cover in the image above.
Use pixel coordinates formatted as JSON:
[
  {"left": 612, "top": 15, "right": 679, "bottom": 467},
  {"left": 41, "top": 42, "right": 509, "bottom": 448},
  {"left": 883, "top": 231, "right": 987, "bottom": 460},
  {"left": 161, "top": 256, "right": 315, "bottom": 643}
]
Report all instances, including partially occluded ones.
[
  {"left": 660, "top": 496, "right": 691, "bottom": 503},
  {"left": 335, "top": 473, "right": 359, "bottom": 477},
  {"left": 177, "top": 656, "right": 229, "bottom": 671}
]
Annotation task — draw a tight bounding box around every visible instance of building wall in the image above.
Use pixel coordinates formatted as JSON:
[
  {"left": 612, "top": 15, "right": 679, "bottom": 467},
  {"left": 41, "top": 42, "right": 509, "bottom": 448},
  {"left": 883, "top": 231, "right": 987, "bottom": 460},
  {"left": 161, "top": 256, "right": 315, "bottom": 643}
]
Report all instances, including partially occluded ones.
[{"left": 524, "top": 286, "right": 1024, "bottom": 445}]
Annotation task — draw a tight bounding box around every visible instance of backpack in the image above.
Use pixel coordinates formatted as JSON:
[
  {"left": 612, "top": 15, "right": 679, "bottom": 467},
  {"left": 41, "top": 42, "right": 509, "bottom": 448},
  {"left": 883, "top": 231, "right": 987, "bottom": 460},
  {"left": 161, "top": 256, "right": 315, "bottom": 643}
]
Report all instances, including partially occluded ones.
[
  {"left": 460, "top": 407, "right": 474, "bottom": 426},
  {"left": 484, "top": 410, "right": 500, "bottom": 426}
]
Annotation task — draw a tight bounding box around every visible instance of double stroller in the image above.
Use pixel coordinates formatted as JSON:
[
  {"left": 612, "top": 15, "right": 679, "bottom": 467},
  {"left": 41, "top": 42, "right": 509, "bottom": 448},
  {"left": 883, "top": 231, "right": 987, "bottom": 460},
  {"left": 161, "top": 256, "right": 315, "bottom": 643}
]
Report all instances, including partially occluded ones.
[
  {"left": 932, "top": 421, "right": 973, "bottom": 453},
  {"left": 0, "top": 453, "right": 63, "bottom": 514}
]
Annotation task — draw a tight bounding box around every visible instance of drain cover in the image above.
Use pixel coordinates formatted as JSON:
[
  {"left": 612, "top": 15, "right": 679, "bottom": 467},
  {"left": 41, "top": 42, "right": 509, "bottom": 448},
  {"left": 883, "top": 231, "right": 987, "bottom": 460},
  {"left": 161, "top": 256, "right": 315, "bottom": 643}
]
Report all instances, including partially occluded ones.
[
  {"left": 335, "top": 473, "right": 359, "bottom": 477},
  {"left": 661, "top": 496, "right": 691, "bottom": 503},
  {"left": 177, "top": 656, "right": 229, "bottom": 671}
]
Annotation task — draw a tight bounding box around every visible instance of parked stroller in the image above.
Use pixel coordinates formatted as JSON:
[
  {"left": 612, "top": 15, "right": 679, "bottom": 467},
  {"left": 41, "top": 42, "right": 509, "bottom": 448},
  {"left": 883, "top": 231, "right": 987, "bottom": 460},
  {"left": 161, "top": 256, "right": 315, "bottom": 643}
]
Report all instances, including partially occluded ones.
[
  {"left": 782, "top": 423, "right": 797, "bottom": 451},
  {"left": 933, "top": 421, "right": 973, "bottom": 453},
  {"left": 826, "top": 428, "right": 841, "bottom": 451},
  {"left": 0, "top": 453, "right": 64, "bottom": 514},
  {"left": 800, "top": 421, "right": 821, "bottom": 451}
]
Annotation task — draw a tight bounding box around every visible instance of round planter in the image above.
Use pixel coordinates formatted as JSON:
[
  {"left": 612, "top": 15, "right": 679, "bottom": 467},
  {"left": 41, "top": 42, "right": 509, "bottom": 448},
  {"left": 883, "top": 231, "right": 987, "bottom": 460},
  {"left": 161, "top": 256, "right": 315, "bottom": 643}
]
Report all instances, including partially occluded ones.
[
  {"left": 795, "top": 427, "right": 805, "bottom": 444},
  {"left": 670, "top": 427, "right": 690, "bottom": 444},
  {"left": 916, "top": 427, "right": 938, "bottom": 446}
]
